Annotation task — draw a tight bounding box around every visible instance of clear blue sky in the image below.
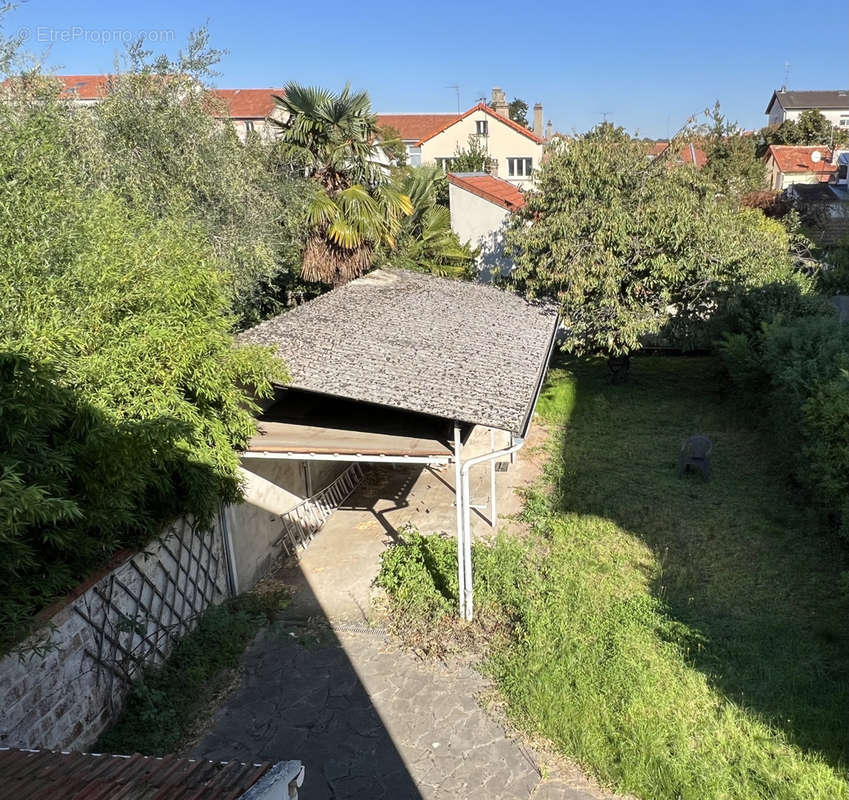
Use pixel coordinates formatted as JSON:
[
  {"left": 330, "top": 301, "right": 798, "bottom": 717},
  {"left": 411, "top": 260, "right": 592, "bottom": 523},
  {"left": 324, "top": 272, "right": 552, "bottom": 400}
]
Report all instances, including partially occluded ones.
[{"left": 9, "top": 0, "right": 848, "bottom": 137}]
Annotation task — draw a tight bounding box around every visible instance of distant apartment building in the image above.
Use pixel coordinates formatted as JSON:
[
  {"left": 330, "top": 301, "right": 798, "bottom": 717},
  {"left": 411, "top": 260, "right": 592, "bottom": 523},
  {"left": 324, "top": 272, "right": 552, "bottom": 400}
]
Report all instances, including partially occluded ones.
[
  {"left": 765, "top": 89, "right": 849, "bottom": 129},
  {"left": 377, "top": 88, "right": 552, "bottom": 186}
]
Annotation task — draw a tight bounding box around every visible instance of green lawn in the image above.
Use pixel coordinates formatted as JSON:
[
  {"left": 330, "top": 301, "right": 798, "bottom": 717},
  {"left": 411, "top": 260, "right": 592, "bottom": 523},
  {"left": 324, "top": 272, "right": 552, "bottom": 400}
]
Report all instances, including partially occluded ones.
[
  {"left": 505, "top": 355, "right": 849, "bottom": 798},
  {"left": 381, "top": 354, "right": 849, "bottom": 799}
]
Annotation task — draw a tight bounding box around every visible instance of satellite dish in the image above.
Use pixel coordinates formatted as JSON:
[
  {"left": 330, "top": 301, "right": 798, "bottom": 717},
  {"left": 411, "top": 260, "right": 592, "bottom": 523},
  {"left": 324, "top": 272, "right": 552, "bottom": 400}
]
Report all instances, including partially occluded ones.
[{"left": 811, "top": 150, "right": 822, "bottom": 163}]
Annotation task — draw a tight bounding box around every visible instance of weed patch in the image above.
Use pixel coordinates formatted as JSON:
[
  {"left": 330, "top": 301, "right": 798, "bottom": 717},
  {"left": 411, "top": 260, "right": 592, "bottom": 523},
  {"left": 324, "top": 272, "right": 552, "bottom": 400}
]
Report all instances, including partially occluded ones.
[{"left": 96, "top": 590, "right": 286, "bottom": 756}]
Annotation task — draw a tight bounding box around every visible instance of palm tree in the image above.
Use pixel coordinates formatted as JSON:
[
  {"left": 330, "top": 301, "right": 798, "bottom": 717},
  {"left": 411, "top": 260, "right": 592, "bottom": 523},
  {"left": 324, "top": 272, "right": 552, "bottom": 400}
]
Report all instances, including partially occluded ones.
[
  {"left": 270, "top": 83, "right": 412, "bottom": 285},
  {"left": 387, "top": 166, "right": 476, "bottom": 279}
]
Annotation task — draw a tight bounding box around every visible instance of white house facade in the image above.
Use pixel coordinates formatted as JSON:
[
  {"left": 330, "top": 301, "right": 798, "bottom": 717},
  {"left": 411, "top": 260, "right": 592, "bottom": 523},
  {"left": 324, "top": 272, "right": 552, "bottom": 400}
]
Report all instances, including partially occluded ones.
[
  {"left": 766, "top": 89, "right": 849, "bottom": 129},
  {"left": 418, "top": 103, "right": 544, "bottom": 186},
  {"left": 447, "top": 172, "right": 525, "bottom": 280},
  {"left": 378, "top": 87, "right": 550, "bottom": 186}
]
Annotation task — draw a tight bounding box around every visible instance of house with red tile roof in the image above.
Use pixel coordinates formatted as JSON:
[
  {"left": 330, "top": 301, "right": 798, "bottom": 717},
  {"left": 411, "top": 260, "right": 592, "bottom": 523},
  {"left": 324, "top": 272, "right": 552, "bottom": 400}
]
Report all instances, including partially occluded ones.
[
  {"left": 378, "top": 88, "right": 548, "bottom": 186},
  {"left": 447, "top": 172, "right": 526, "bottom": 280},
  {"left": 45, "top": 75, "right": 284, "bottom": 140},
  {"left": 764, "top": 144, "right": 838, "bottom": 190},
  {"left": 210, "top": 88, "right": 286, "bottom": 140},
  {"left": 647, "top": 141, "right": 708, "bottom": 169}
]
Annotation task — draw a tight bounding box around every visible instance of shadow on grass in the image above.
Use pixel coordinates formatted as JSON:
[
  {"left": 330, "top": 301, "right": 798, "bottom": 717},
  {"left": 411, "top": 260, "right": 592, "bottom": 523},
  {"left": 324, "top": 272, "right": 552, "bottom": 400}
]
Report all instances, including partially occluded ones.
[{"left": 545, "top": 354, "right": 849, "bottom": 771}]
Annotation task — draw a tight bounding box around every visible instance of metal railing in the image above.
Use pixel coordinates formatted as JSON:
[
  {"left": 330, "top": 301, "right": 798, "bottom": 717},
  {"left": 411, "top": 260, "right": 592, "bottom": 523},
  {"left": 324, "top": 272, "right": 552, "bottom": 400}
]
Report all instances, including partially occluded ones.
[{"left": 274, "top": 463, "right": 365, "bottom": 556}]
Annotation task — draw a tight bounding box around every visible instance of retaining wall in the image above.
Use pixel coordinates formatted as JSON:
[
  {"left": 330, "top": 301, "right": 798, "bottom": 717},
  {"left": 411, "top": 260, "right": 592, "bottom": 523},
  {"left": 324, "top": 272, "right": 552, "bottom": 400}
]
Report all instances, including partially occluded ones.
[{"left": 0, "top": 519, "right": 229, "bottom": 751}]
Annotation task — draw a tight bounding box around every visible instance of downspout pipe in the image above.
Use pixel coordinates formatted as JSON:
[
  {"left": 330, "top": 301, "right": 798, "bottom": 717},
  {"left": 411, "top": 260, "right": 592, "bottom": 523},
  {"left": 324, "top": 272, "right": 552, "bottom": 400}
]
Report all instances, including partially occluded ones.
[
  {"left": 459, "top": 435, "right": 526, "bottom": 621},
  {"left": 456, "top": 310, "right": 559, "bottom": 621}
]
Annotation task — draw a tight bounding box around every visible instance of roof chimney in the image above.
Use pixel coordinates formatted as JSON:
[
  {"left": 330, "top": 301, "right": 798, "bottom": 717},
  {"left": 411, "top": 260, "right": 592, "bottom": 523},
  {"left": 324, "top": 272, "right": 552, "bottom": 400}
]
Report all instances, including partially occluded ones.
[
  {"left": 533, "top": 103, "right": 543, "bottom": 137},
  {"left": 545, "top": 119, "right": 553, "bottom": 140},
  {"left": 490, "top": 87, "right": 508, "bottom": 116}
]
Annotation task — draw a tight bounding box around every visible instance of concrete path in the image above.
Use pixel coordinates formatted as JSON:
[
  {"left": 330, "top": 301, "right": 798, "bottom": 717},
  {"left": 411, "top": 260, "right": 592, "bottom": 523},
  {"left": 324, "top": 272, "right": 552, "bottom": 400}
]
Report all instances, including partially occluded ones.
[
  {"left": 278, "top": 425, "right": 546, "bottom": 623},
  {"left": 195, "top": 424, "right": 627, "bottom": 799},
  {"left": 193, "top": 623, "right": 610, "bottom": 799}
]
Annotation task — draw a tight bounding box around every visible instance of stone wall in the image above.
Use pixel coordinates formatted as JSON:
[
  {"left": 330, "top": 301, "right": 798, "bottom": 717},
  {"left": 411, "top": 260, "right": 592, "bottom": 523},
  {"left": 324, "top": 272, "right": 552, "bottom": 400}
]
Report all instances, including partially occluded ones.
[{"left": 0, "top": 519, "right": 229, "bottom": 752}]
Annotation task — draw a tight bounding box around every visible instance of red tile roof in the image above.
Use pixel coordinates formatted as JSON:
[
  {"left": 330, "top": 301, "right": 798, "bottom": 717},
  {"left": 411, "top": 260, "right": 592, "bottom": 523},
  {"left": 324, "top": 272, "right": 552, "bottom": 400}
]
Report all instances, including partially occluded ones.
[
  {"left": 0, "top": 748, "right": 275, "bottom": 800},
  {"left": 416, "top": 103, "right": 544, "bottom": 146},
  {"left": 211, "top": 88, "right": 283, "bottom": 119},
  {"left": 50, "top": 76, "right": 282, "bottom": 119},
  {"left": 766, "top": 145, "right": 837, "bottom": 178},
  {"left": 447, "top": 172, "right": 526, "bottom": 211},
  {"left": 55, "top": 74, "right": 112, "bottom": 99},
  {"left": 376, "top": 113, "right": 461, "bottom": 142},
  {"left": 649, "top": 141, "right": 707, "bottom": 168}
]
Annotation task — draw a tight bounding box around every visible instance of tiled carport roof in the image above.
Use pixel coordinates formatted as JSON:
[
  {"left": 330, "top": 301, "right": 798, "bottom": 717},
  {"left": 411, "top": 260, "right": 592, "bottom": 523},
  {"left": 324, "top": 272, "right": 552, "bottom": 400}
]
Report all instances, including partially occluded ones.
[
  {"left": 238, "top": 269, "right": 558, "bottom": 435},
  {"left": 0, "top": 748, "right": 285, "bottom": 800}
]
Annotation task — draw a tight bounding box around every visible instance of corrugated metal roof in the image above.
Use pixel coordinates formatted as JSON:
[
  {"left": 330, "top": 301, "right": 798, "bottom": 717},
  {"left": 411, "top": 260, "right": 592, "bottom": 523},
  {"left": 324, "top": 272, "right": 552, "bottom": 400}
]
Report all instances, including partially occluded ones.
[
  {"left": 238, "top": 269, "right": 558, "bottom": 435},
  {"left": 0, "top": 748, "right": 272, "bottom": 800}
]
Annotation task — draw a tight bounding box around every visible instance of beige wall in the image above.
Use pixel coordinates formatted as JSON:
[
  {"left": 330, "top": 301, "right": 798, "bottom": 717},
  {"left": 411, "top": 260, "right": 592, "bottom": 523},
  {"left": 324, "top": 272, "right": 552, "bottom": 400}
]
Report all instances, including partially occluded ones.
[
  {"left": 225, "top": 458, "right": 346, "bottom": 591},
  {"left": 231, "top": 107, "right": 288, "bottom": 142},
  {"left": 448, "top": 182, "right": 515, "bottom": 281},
  {"left": 420, "top": 108, "right": 543, "bottom": 185}
]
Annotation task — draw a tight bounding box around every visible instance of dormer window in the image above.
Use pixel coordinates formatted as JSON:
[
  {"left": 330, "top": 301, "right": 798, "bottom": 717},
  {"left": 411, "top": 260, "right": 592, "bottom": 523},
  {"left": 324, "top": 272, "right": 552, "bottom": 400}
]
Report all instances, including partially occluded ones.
[{"left": 476, "top": 120, "right": 488, "bottom": 136}]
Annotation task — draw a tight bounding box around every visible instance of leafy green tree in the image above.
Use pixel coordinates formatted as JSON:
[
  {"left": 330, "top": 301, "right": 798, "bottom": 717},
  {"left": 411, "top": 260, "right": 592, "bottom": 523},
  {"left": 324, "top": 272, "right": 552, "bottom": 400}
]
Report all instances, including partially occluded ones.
[
  {"left": 271, "top": 83, "right": 413, "bottom": 285},
  {"left": 382, "top": 166, "right": 475, "bottom": 277},
  {"left": 505, "top": 124, "right": 796, "bottom": 368},
  {"left": 762, "top": 109, "right": 849, "bottom": 148},
  {"left": 508, "top": 97, "right": 528, "bottom": 127},
  {"left": 448, "top": 134, "right": 493, "bottom": 173},
  {"left": 0, "top": 96, "right": 282, "bottom": 646},
  {"left": 698, "top": 102, "right": 765, "bottom": 196},
  {"left": 797, "top": 108, "right": 848, "bottom": 145},
  {"left": 65, "top": 32, "right": 314, "bottom": 327}
]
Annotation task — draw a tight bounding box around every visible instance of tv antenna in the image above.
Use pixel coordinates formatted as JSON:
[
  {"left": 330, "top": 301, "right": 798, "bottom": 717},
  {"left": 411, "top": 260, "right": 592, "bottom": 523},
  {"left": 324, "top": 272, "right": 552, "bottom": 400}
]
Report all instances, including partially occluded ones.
[
  {"left": 446, "top": 84, "right": 461, "bottom": 114},
  {"left": 595, "top": 111, "right": 613, "bottom": 122},
  {"left": 782, "top": 61, "right": 791, "bottom": 90}
]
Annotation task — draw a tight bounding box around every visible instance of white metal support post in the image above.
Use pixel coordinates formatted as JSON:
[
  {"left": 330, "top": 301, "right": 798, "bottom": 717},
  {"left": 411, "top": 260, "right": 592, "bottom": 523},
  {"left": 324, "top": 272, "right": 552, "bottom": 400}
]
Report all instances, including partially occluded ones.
[
  {"left": 489, "top": 428, "right": 497, "bottom": 528},
  {"left": 460, "top": 435, "right": 527, "bottom": 621},
  {"left": 453, "top": 422, "right": 466, "bottom": 620}
]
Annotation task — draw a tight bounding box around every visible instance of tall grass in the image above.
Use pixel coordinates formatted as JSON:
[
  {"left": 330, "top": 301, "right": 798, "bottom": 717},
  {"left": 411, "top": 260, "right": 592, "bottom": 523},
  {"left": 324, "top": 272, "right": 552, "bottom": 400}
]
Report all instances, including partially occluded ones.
[{"left": 378, "top": 356, "right": 849, "bottom": 799}]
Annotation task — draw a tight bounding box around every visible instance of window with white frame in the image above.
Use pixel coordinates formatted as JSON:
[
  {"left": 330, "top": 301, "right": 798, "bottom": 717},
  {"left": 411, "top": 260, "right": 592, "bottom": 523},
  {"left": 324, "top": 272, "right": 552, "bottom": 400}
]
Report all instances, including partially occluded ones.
[
  {"left": 840, "top": 115, "right": 849, "bottom": 127},
  {"left": 407, "top": 145, "right": 421, "bottom": 166},
  {"left": 476, "top": 119, "right": 488, "bottom": 136},
  {"left": 507, "top": 157, "right": 533, "bottom": 177},
  {"left": 436, "top": 157, "right": 455, "bottom": 172},
  {"left": 244, "top": 120, "right": 255, "bottom": 133}
]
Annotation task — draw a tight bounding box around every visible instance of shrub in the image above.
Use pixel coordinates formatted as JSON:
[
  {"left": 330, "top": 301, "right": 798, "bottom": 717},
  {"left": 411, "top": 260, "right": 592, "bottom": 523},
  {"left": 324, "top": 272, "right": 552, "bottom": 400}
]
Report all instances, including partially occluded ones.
[
  {"left": 719, "top": 291, "right": 849, "bottom": 534},
  {"left": 0, "top": 92, "right": 282, "bottom": 648}
]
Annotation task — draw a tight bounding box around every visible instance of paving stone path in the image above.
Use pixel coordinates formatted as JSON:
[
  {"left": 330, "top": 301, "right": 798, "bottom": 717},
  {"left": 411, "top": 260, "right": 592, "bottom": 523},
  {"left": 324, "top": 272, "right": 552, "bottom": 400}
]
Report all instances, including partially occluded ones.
[{"left": 194, "top": 622, "right": 615, "bottom": 800}]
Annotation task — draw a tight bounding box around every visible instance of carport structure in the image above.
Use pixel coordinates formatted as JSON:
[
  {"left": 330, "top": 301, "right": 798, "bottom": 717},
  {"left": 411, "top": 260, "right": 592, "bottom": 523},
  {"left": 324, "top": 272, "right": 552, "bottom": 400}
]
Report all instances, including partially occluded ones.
[{"left": 238, "top": 269, "right": 557, "bottom": 620}]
